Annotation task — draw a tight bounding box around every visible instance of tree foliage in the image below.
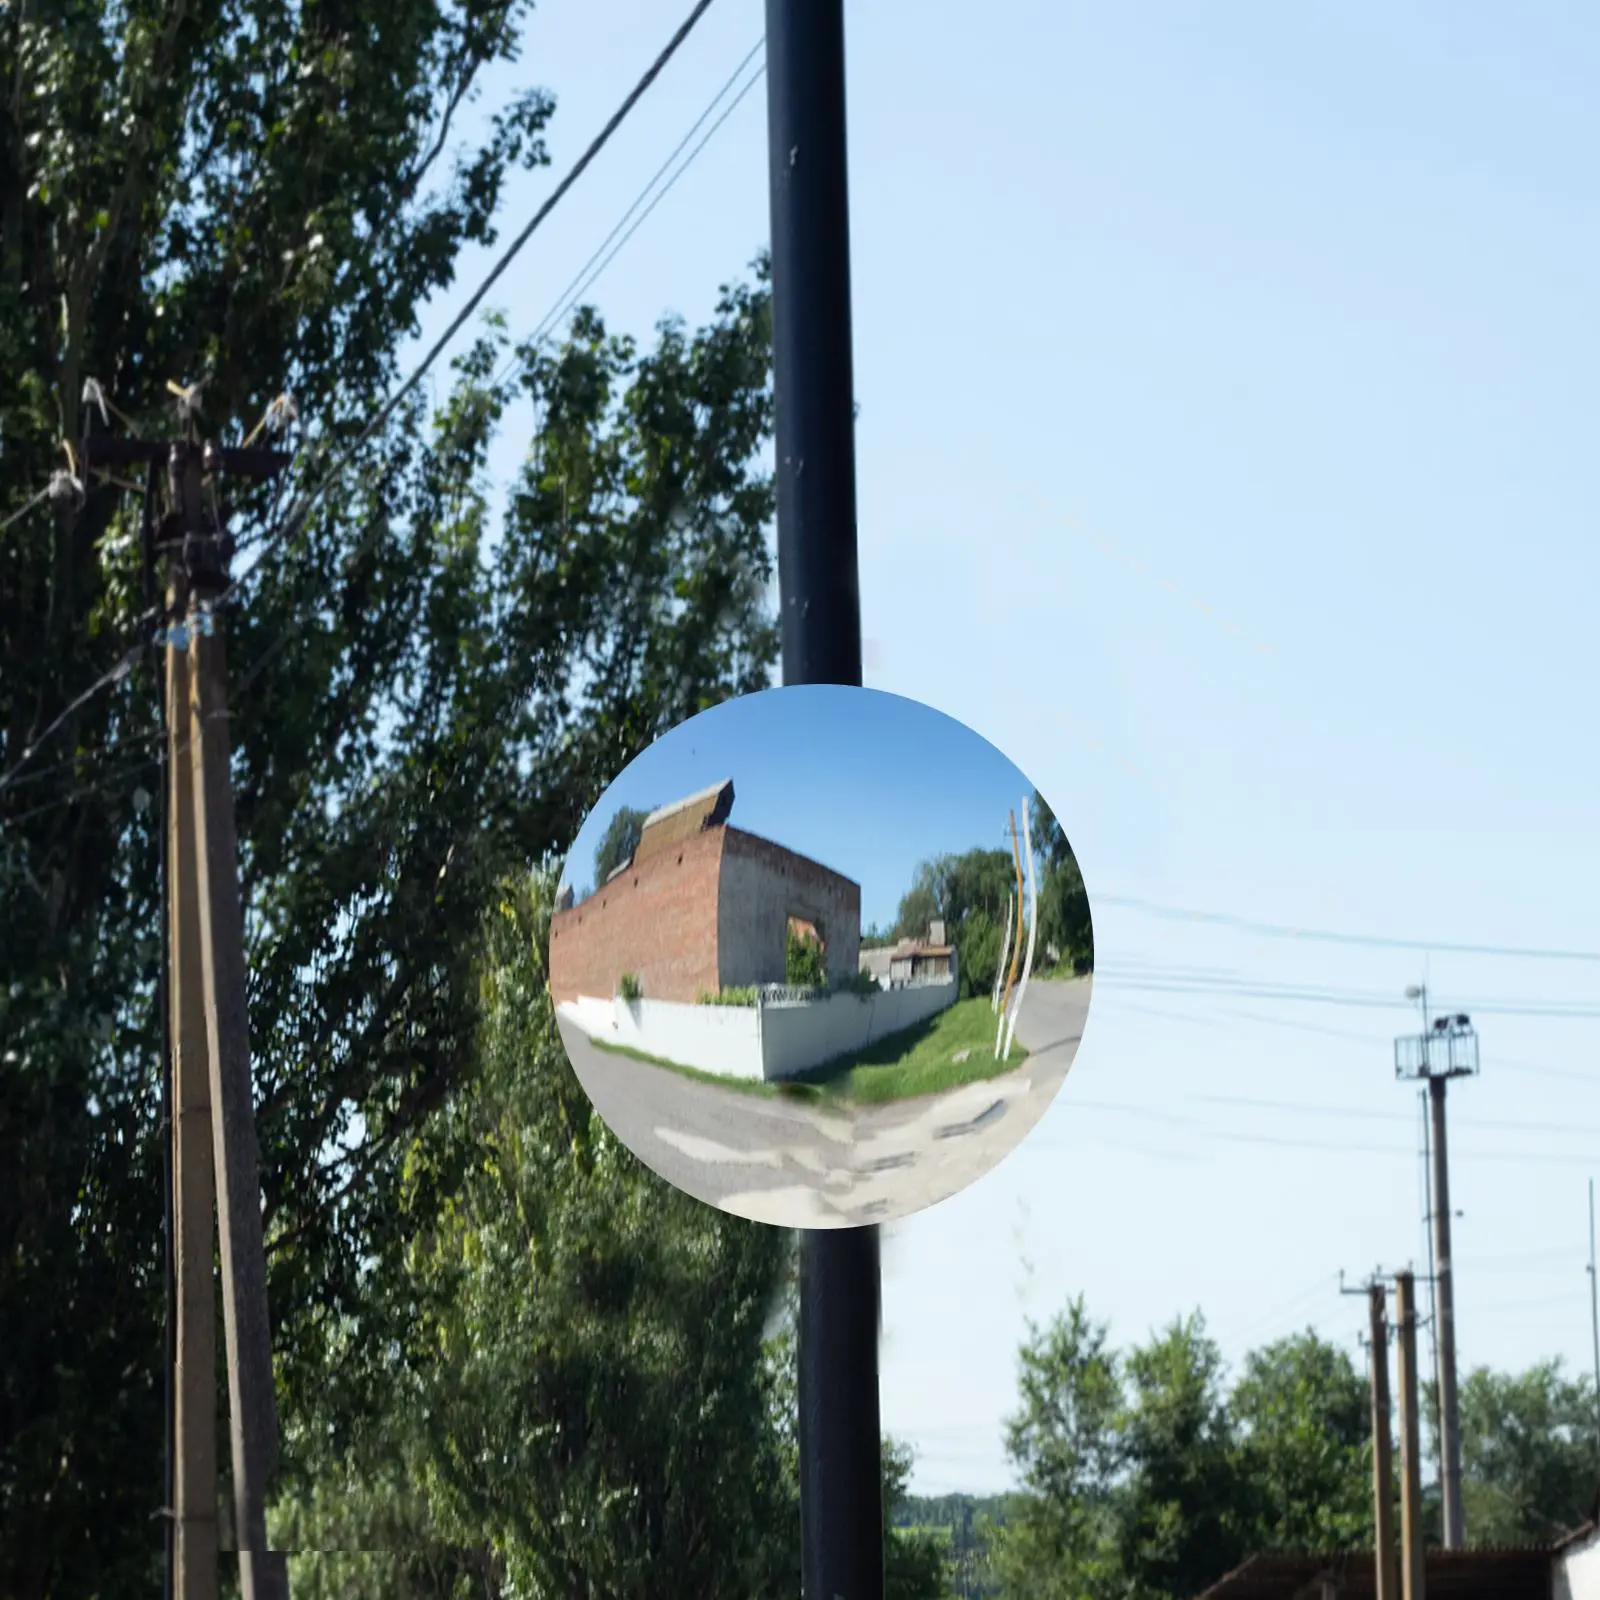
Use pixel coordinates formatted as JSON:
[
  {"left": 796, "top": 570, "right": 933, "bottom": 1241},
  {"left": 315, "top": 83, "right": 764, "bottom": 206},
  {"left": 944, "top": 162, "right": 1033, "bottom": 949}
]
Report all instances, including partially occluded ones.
[
  {"left": 891, "top": 805, "right": 1091, "bottom": 1002},
  {"left": 592, "top": 804, "right": 653, "bottom": 890},
  {"left": 274, "top": 868, "right": 797, "bottom": 1598},
  {"left": 995, "top": 1301, "right": 1374, "bottom": 1600},
  {"left": 894, "top": 848, "right": 1016, "bottom": 998},
  {"left": 997, "top": 1297, "right": 1598, "bottom": 1600},
  {"left": 0, "top": 0, "right": 783, "bottom": 1575},
  {"left": 785, "top": 922, "right": 828, "bottom": 989},
  {"left": 1228, "top": 1332, "right": 1371, "bottom": 1555},
  {"left": 1030, "top": 791, "right": 1091, "bottom": 973},
  {"left": 1447, "top": 1360, "right": 1599, "bottom": 1546}
]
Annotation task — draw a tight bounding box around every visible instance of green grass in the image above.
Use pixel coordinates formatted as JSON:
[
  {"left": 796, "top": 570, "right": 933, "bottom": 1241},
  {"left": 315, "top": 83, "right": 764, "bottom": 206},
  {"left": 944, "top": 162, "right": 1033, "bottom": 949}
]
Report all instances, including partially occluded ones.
[
  {"left": 796, "top": 996, "right": 1027, "bottom": 1104},
  {"left": 583, "top": 995, "right": 1027, "bottom": 1107},
  {"left": 586, "top": 1037, "right": 781, "bottom": 1097}
]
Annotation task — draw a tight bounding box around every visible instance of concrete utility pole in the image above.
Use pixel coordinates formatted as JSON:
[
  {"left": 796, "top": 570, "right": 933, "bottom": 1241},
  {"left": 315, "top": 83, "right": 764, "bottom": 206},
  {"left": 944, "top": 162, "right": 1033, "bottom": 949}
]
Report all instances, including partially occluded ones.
[
  {"left": 85, "top": 419, "right": 291, "bottom": 1600},
  {"left": 763, "top": 1, "right": 883, "bottom": 1595},
  {"left": 167, "top": 560, "right": 219, "bottom": 1600},
  {"left": 1395, "top": 984, "right": 1477, "bottom": 1550},
  {"left": 1395, "top": 1271, "right": 1428, "bottom": 1600},
  {"left": 1368, "top": 1282, "right": 1400, "bottom": 1600}
]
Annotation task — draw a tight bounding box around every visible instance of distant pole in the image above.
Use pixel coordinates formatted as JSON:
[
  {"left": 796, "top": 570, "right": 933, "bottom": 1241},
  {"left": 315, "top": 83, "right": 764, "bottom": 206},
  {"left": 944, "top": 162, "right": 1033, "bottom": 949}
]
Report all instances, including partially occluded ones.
[
  {"left": 1002, "top": 797, "right": 1037, "bottom": 1061},
  {"left": 1426, "top": 1077, "right": 1465, "bottom": 1549},
  {"left": 1588, "top": 1178, "right": 1600, "bottom": 1466},
  {"left": 1395, "top": 1271, "right": 1428, "bottom": 1600},
  {"left": 996, "top": 812, "right": 1023, "bottom": 1058},
  {"left": 991, "top": 893, "right": 1013, "bottom": 1015},
  {"left": 1368, "top": 1283, "right": 1399, "bottom": 1600},
  {"left": 1396, "top": 986, "right": 1475, "bottom": 1550},
  {"left": 764, "top": 2, "right": 884, "bottom": 1597}
]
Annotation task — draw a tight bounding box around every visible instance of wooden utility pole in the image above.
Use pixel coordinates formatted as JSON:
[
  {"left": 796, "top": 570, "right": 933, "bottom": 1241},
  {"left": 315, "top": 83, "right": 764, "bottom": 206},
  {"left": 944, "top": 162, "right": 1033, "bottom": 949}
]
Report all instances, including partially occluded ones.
[
  {"left": 85, "top": 421, "right": 291, "bottom": 1600},
  {"left": 1368, "top": 1282, "right": 1399, "bottom": 1600},
  {"left": 1395, "top": 1270, "right": 1427, "bottom": 1600},
  {"left": 167, "top": 565, "right": 219, "bottom": 1600}
]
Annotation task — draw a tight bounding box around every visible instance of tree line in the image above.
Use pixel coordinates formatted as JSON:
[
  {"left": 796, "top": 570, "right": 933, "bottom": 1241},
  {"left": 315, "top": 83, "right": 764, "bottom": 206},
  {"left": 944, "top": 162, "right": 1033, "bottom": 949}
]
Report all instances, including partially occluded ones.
[
  {"left": 895, "top": 1301, "right": 1598, "bottom": 1600},
  {"left": 886, "top": 794, "right": 1092, "bottom": 999}
]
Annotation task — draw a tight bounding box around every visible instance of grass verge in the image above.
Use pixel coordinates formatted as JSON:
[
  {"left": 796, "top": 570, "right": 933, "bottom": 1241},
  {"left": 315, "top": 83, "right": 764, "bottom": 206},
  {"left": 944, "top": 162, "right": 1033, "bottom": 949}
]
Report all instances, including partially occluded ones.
[
  {"left": 580, "top": 995, "right": 1027, "bottom": 1107},
  {"left": 798, "top": 996, "right": 1027, "bottom": 1104},
  {"left": 585, "top": 1038, "right": 780, "bottom": 1097}
]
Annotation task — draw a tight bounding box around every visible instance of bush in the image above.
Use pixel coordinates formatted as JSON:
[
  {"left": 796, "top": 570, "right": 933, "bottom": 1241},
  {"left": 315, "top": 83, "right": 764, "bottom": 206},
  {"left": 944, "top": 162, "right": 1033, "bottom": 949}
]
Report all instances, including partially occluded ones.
[
  {"left": 954, "top": 908, "right": 1005, "bottom": 1000},
  {"left": 785, "top": 926, "right": 828, "bottom": 989},
  {"left": 617, "top": 972, "right": 642, "bottom": 1002},
  {"left": 833, "top": 970, "right": 879, "bottom": 999},
  {"left": 694, "top": 986, "right": 759, "bottom": 1007}
]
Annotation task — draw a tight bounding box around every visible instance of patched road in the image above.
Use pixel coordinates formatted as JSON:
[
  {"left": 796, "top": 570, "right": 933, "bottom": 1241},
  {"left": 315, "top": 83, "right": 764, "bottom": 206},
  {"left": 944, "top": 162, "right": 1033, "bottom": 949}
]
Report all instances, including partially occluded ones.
[{"left": 557, "top": 977, "right": 1092, "bottom": 1227}]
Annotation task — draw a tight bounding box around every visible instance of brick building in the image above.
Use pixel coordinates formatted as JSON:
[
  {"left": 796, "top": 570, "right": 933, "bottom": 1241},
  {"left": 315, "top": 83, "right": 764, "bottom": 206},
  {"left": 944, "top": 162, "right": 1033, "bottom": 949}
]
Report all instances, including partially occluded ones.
[{"left": 549, "top": 779, "right": 862, "bottom": 1006}]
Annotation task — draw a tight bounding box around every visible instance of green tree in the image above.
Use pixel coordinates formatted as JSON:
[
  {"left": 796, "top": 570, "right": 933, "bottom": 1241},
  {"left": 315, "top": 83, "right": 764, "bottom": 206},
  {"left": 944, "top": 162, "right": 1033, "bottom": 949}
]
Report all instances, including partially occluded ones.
[
  {"left": 955, "top": 906, "right": 1005, "bottom": 1000},
  {"left": 1451, "top": 1360, "right": 1599, "bottom": 1544},
  {"left": 1228, "top": 1331, "right": 1372, "bottom": 1554},
  {"left": 885, "top": 1439, "right": 958, "bottom": 1600},
  {"left": 1114, "top": 1315, "right": 1246, "bottom": 1600},
  {"left": 894, "top": 847, "right": 1019, "bottom": 997},
  {"left": 895, "top": 882, "right": 943, "bottom": 944},
  {"left": 994, "top": 1298, "right": 1125, "bottom": 1600},
  {"left": 0, "top": 3, "right": 556, "bottom": 1590},
  {"left": 593, "top": 804, "right": 653, "bottom": 888},
  {"left": 1030, "top": 792, "right": 1092, "bottom": 973},
  {"left": 0, "top": 0, "right": 781, "bottom": 1568},
  {"left": 274, "top": 867, "right": 797, "bottom": 1597},
  {"left": 786, "top": 922, "right": 828, "bottom": 988}
]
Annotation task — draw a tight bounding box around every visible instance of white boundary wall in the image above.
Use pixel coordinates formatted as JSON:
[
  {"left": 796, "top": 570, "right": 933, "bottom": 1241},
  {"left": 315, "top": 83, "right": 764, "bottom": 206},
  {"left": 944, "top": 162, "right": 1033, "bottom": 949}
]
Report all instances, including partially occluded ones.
[
  {"left": 558, "top": 977, "right": 959, "bottom": 1083},
  {"left": 758, "top": 979, "right": 958, "bottom": 1079},
  {"left": 1556, "top": 1525, "right": 1600, "bottom": 1600},
  {"left": 558, "top": 996, "right": 764, "bottom": 1080}
]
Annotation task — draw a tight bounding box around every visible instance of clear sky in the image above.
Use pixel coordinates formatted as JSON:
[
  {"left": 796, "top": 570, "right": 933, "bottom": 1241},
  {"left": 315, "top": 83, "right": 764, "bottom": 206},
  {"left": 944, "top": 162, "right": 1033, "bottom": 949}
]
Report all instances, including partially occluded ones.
[
  {"left": 560, "top": 685, "right": 1043, "bottom": 929},
  {"left": 400, "top": 0, "right": 1600, "bottom": 1497}
]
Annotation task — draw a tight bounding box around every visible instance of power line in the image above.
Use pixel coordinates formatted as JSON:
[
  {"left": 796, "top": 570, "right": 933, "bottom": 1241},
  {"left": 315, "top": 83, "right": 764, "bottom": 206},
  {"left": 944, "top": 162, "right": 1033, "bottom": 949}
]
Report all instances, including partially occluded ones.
[
  {"left": 0, "top": 623, "right": 160, "bottom": 803},
  {"left": 215, "top": 0, "right": 729, "bottom": 700},
  {"left": 1190, "top": 1091, "right": 1600, "bottom": 1141},
  {"left": 1099, "top": 893, "right": 1600, "bottom": 965},
  {"left": 492, "top": 37, "right": 766, "bottom": 391},
  {"left": 1095, "top": 993, "right": 1600, "bottom": 1084},
  {"left": 1092, "top": 969, "right": 1600, "bottom": 1021},
  {"left": 253, "top": 0, "right": 722, "bottom": 590},
  {"left": 1041, "top": 1097, "right": 1600, "bottom": 1167}
]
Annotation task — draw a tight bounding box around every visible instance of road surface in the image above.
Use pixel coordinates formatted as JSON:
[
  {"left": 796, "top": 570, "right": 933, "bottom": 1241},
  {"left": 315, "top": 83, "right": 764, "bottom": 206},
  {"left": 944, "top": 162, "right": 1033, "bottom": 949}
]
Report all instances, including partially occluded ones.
[{"left": 557, "top": 977, "right": 1092, "bottom": 1227}]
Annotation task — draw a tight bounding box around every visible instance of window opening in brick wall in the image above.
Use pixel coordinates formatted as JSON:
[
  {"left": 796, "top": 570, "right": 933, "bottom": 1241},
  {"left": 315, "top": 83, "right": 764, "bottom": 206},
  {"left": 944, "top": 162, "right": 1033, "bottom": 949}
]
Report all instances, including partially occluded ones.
[{"left": 785, "top": 916, "right": 828, "bottom": 988}]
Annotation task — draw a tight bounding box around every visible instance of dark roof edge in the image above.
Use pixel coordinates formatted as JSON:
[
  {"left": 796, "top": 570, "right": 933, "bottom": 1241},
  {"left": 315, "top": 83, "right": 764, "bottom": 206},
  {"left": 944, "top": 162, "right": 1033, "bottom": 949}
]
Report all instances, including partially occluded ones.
[{"left": 721, "top": 825, "right": 860, "bottom": 894}]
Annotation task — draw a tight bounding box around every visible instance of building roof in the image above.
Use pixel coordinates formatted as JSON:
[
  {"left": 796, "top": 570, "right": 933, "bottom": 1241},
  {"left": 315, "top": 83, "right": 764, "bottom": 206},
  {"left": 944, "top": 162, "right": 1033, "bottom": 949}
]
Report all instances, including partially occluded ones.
[
  {"left": 633, "top": 779, "right": 735, "bottom": 868},
  {"left": 640, "top": 780, "right": 735, "bottom": 832},
  {"left": 1195, "top": 1547, "right": 1557, "bottom": 1600}
]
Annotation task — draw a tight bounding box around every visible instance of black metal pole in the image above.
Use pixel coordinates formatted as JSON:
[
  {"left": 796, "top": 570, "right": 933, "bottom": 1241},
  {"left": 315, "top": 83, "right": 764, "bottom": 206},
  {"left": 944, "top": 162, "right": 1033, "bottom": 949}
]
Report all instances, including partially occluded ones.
[{"left": 764, "top": 4, "right": 883, "bottom": 1598}]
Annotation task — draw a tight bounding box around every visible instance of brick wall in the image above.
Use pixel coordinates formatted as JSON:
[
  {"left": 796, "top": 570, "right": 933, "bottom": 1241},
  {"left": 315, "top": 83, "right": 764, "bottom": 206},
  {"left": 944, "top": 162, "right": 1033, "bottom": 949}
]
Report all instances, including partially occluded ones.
[
  {"left": 549, "top": 825, "right": 725, "bottom": 1005},
  {"left": 549, "top": 822, "right": 863, "bottom": 1005},
  {"left": 716, "top": 828, "right": 861, "bottom": 990}
]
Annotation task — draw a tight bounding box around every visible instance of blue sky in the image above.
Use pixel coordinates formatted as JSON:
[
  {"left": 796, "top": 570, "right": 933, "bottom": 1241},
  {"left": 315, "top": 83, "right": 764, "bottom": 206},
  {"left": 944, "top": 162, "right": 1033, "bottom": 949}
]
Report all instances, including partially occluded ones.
[
  {"left": 398, "top": 1, "right": 1600, "bottom": 1496},
  {"left": 560, "top": 686, "right": 1043, "bottom": 929}
]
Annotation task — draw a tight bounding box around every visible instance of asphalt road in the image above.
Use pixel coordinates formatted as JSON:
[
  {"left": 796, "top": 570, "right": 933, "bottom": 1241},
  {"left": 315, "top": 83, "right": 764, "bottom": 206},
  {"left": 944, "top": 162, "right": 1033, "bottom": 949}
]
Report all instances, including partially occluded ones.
[{"left": 557, "top": 977, "right": 1092, "bottom": 1228}]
